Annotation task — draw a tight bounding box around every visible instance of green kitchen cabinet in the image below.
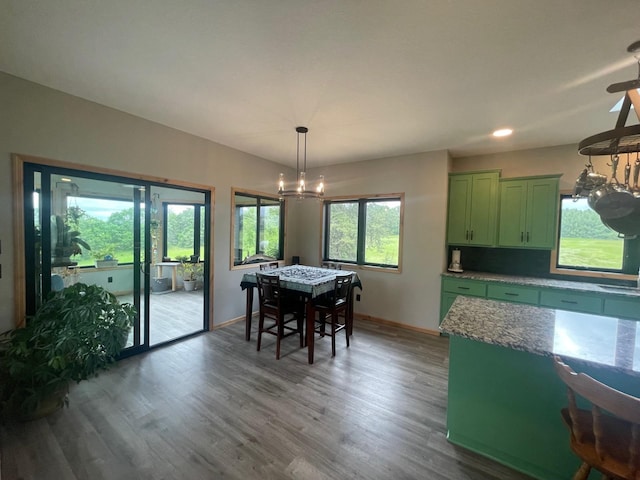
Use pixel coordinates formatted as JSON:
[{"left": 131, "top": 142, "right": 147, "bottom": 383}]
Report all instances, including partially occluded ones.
[
  {"left": 603, "top": 297, "right": 640, "bottom": 320},
  {"left": 487, "top": 283, "right": 539, "bottom": 305},
  {"left": 447, "top": 171, "right": 499, "bottom": 246},
  {"left": 440, "top": 276, "right": 487, "bottom": 323},
  {"left": 539, "top": 289, "right": 603, "bottom": 314},
  {"left": 498, "top": 176, "right": 560, "bottom": 249}
]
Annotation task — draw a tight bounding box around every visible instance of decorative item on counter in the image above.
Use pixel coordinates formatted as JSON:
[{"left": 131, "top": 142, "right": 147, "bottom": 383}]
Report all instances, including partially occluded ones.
[{"left": 448, "top": 249, "right": 463, "bottom": 273}]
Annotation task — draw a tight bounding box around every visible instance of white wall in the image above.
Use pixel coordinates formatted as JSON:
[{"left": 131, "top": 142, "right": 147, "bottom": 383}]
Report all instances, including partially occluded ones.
[
  {"left": 0, "top": 72, "right": 295, "bottom": 332},
  {"left": 451, "top": 143, "right": 593, "bottom": 192},
  {"left": 289, "top": 151, "right": 451, "bottom": 331}
]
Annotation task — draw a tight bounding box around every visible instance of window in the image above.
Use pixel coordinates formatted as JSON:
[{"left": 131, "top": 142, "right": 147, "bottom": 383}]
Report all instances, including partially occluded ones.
[
  {"left": 67, "top": 195, "right": 137, "bottom": 267},
  {"left": 323, "top": 195, "right": 403, "bottom": 269},
  {"left": 556, "top": 194, "right": 639, "bottom": 274},
  {"left": 164, "top": 203, "right": 204, "bottom": 260},
  {"left": 232, "top": 190, "right": 284, "bottom": 266}
]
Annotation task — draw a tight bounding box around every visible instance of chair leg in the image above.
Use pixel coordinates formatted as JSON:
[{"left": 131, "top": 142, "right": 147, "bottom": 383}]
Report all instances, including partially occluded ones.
[
  {"left": 276, "top": 315, "right": 284, "bottom": 360},
  {"left": 572, "top": 462, "right": 591, "bottom": 480},
  {"left": 257, "top": 312, "right": 264, "bottom": 352},
  {"left": 331, "top": 312, "right": 337, "bottom": 357},
  {"left": 345, "top": 313, "right": 350, "bottom": 348},
  {"left": 298, "top": 307, "right": 304, "bottom": 348}
]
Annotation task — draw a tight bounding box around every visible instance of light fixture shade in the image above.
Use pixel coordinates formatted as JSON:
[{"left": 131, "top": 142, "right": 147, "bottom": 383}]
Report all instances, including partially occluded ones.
[{"left": 277, "top": 127, "right": 325, "bottom": 199}]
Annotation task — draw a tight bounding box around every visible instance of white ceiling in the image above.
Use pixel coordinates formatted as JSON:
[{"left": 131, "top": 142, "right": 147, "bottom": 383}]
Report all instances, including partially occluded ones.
[{"left": 2, "top": 1, "right": 640, "bottom": 168}]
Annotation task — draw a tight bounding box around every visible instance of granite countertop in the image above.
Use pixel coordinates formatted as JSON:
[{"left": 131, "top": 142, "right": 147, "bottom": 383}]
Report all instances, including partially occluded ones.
[
  {"left": 440, "top": 295, "right": 640, "bottom": 376},
  {"left": 442, "top": 270, "right": 640, "bottom": 298}
]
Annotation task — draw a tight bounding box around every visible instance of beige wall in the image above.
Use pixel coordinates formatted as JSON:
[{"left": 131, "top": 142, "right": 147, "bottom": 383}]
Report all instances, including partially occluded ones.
[
  {"left": 0, "top": 70, "right": 600, "bottom": 336},
  {"left": 0, "top": 72, "right": 295, "bottom": 332},
  {"left": 0, "top": 72, "right": 451, "bottom": 335},
  {"left": 290, "top": 151, "right": 451, "bottom": 331},
  {"left": 451, "top": 143, "right": 605, "bottom": 192}
]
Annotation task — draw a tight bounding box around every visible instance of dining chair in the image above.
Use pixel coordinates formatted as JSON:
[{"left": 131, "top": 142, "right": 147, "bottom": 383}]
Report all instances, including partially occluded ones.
[
  {"left": 259, "top": 261, "right": 279, "bottom": 271},
  {"left": 312, "top": 274, "right": 353, "bottom": 357},
  {"left": 255, "top": 273, "right": 304, "bottom": 359},
  {"left": 553, "top": 355, "right": 640, "bottom": 480}
]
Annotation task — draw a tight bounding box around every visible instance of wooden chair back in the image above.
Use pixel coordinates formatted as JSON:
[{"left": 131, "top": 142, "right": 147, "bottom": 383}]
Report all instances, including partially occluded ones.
[
  {"left": 256, "top": 273, "right": 280, "bottom": 307},
  {"left": 553, "top": 356, "right": 640, "bottom": 479},
  {"left": 259, "top": 261, "right": 279, "bottom": 271}
]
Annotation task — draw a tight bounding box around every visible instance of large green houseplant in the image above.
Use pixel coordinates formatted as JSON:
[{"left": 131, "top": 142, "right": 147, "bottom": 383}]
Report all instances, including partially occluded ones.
[{"left": 0, "top": 283, "right": 135, "bottom": 421}]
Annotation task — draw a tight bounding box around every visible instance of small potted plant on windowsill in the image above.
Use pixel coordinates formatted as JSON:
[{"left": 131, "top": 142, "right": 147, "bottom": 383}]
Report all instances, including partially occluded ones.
[{"left": 92, "top": 250, "right": 118, "bottom": 268}]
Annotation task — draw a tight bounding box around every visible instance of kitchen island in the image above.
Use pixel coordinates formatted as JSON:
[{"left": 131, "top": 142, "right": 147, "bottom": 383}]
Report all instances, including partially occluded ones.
[{"left": 440, "top": 296, "right": 640, "bottom": 480}]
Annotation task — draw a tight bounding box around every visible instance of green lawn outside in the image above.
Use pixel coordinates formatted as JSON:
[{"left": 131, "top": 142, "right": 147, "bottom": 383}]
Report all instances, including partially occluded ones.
[{"left": 558, "top": 237, "right": 623, "bottom": 269}]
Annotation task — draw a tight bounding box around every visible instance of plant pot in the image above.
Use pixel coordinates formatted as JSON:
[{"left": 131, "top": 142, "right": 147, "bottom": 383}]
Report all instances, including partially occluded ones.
[
  {"left": 183, "top": 279, "right": 196, "bottom": 291},
  {"left": 95, "top": 259, "right": 118, "bottom": 268},
  {"left": 2, "top": 382, "right": 69, "bottom": 423},
  {"left": 151, "top": 277, "right": 171, "bottom": 293}
]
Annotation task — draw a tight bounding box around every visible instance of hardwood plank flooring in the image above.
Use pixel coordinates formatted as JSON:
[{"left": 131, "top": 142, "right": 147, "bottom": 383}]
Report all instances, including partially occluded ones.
[{"left": 1, "top": 319, "right": 535, "bottom": 480}]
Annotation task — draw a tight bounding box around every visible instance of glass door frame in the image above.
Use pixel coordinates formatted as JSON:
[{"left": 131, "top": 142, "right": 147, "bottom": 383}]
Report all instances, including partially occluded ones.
[{"left": 12, "top": 154, "right": 214, "bottom": 355}]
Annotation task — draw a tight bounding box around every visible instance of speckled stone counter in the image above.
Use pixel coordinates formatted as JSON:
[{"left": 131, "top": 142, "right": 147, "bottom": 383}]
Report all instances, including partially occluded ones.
[
  {"left": 442, "top": 270, "right": 640, "bottom": 298},
  {"left": 441, "top": 296, "right": 640, "bottom": 480},
  {"left": 441, "top": 295, "right": 640, "bottom": 376}
]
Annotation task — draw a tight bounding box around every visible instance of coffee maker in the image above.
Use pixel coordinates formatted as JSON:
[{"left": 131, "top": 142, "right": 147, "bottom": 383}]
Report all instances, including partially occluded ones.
[{"left": 448, "top": 249, "right": 463, "bottom": 272}]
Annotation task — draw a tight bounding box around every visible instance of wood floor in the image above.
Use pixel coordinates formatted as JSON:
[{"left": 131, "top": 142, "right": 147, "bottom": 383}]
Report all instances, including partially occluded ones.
[{"left": 1, "top": 319, "right": 535, "bottom": 480}]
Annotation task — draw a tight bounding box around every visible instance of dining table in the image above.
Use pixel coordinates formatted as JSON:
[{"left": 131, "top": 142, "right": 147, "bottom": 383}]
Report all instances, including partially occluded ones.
[{"left": 240, "top": 265, "right": 362, "bottom": 364}]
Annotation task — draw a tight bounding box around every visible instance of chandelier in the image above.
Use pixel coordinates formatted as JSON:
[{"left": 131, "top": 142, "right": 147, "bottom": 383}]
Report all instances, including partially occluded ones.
[{"left": 278, "top": 126, "right": 325, "bottom": 199}]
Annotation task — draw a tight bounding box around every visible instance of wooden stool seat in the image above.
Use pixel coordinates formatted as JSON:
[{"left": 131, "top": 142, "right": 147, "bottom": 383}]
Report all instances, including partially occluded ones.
[{"left": 554, "top": 356, "right": 640, "bottom": 480}]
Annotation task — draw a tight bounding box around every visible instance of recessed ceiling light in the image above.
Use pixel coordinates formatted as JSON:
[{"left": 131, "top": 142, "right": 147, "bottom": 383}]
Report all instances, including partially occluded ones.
[{"left": 493, "top": 128, "right": 513, "bottom": 137}]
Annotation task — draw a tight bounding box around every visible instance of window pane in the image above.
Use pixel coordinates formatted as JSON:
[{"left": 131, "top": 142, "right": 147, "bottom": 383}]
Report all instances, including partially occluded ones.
[
  {"left": 365, "top": 200, "right": 401, "bottom": 266},
  {"left": 67, "top": 196, "right": 135, "bottom": 266},
  {"left": 260, "top": 199, "right": 281, "bottom": 257},
  {"left": 166, "top": 205, "right": 195, "bottom": 260},
  {"left": 327, "top": 202, "right": 359, "bottom": 261},
  {"left": 235, "top": 196, "right": 258, "bottom": 262},
  {"left": 199, "top": 205, "right": 205, "bottom": 260},
  {"left": 232, "top": 192, "right": 284, "bottom": 265},
  {"left": 557, "top": 197, "right": 623, "bottom": 270}
]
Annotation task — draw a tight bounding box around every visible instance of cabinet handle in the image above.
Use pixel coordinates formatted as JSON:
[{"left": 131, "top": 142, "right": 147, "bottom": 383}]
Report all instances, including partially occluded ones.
[
  {"left": 526, "top": 232, "right": 530, "bottom": 242},
  {"left": 561, "top": 299, "right": 578, "bottom": 304},
  {"left": 470, "top": 230, "right": 474, "bottom": 240},
  {"left": 520, "top": 232, "right": 524, "bottom": 242},
  {"left": 457, "top": 286, "right": 470, "bottom": 290},
  {"left": 505, "top": 292, "right": 519, "bottom": 297},
  {"left": 465, "top": 230, "right": 469, "bottom": 240}
]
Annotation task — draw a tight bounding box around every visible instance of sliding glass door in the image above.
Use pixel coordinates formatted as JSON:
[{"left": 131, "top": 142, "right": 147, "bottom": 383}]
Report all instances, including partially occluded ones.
[{"left": 23, "top": 163, "right": 210, "bottom": 354}]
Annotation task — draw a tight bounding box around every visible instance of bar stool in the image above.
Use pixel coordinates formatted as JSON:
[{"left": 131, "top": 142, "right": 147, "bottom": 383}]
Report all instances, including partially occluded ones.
[
  {"left": 313, "top": 274, "right": 352, "bottom": 357},
  {"left": 256, "top": 273, "right": 304, "bottom": 359},
  {"left": 553, "top": 355, "right": 640, "bottom": 480}
]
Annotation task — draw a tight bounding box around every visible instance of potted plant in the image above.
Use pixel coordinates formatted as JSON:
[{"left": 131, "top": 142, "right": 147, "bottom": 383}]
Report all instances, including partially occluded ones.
[
  {"left": 0, "top": 283, "right": 135, "bottom": 421},
  {"left": 92, "top": 248, "right": 118, "bottom": 268},
  {"left": 180, "top": 259, "right": 203, "bottom": 291},
  {"left": 51, "top": 214, "right": 91, "bottom": 266}
]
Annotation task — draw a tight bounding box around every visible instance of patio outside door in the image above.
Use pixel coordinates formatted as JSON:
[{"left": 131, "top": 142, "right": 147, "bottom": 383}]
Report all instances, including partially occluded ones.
[{"left": 24, "top": 164, "right": 209, "bottom": 355}]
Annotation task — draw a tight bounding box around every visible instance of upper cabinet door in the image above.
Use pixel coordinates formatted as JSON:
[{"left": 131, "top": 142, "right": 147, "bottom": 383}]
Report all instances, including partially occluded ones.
[
  {"left": 447, "top": 172, "right": 499, "bottom": 246},
  {"left": 498, "top": 176, "right": 559, "bottom": 249},
  {"left": 497, "top": 180, "right": 528, "bottom": 247},
  {"left": 447, "top": 175, "right": 472, "bottom": 244},
  {"left": 468, "top": 173, "right": 499, "bottom": 246},
  {"left": 525, "top": 178, "right": 559, "bottom": 248}
]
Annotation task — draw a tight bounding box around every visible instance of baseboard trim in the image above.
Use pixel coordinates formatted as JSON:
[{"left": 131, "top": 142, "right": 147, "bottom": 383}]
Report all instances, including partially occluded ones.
[
  {"left": 354, "top": 313, "right": 441, "bottom": 336},
  {"left": 214, "top": 311, "right": 441, "bottom": 337}
]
